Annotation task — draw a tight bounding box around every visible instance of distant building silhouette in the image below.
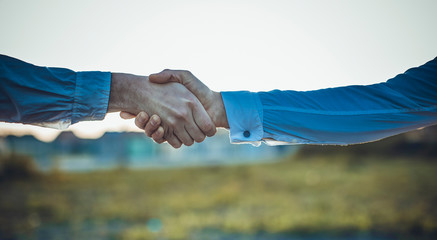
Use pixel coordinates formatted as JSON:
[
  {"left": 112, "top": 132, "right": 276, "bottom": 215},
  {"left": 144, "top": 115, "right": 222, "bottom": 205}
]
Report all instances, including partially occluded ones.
[{"left": 1, "top": 130, "right": 297, "bottom": 171}]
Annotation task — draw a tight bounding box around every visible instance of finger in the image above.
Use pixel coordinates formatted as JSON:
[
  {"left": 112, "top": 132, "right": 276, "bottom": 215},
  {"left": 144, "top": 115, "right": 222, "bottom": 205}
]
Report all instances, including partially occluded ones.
[
  {"left": 179, "top": 70, "right": 212, "bottom": 102},
  {"left": 166, "top": 131, "right": 182, "bottom": 149},
  {"left": 151, "top": 126, "right": 165, "bottom": 144},
  {"left": 174, "top": 126, "right": 194, "bottom": 146},
  {"left": 192, "top": 101, "right": 216, "bottom": 137},
  {"left": 184, "top": 118, "right": 206, "bottom": 143},
  {"left": 145, "top": 114, "right": 161, "bottom": 137},
  {"left": 150, "top": 70, "right": 212, "bottom": 111},
  {"left": 152, "top": 70, "right": 210, "bottom": 100},
  {"left": 120, "top": 111, "right": 136, "bottom": 119},
  {"left": 135, "top": 112, "right": 150, "bottom": 130},
  {"left": 149, "top": 69, "right": 180, "bottom": 84}
]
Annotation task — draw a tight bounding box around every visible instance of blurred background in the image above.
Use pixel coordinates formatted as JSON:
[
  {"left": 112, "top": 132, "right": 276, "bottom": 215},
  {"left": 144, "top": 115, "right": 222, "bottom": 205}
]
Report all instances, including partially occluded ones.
[{"left": 1, "top": 0, "right": 437, "bottom": 239}]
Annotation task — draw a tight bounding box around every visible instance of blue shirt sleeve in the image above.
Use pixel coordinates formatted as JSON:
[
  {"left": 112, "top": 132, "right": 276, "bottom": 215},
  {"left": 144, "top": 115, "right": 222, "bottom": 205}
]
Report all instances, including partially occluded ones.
[
  {"left": 0, "top": 54, "right": 111, "bottom": 129},
  {"left": 221, "top": 57, "right": 437, "bottom": 145}
]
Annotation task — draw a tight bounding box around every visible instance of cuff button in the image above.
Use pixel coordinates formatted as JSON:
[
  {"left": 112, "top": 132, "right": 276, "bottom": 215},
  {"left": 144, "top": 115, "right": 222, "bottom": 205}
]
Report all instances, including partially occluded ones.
[{"left": 243, "top": 131, "right": 251, "bottom": 138}]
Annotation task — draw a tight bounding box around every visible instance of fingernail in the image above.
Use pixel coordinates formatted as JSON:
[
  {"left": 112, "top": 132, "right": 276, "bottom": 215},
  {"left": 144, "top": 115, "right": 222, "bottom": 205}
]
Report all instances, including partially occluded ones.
[
  {"left": 138, "top": 112, "right": 146, "bottom": 122},
  {"left": 151, "top": 115, "right": 158, "bottom": 126}
]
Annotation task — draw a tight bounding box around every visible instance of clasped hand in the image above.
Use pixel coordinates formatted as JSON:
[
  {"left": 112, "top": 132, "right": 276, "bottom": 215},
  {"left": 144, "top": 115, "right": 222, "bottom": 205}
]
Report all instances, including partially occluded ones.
[{"left": 116, "top": 70, "right": 228, "bottom": 148}]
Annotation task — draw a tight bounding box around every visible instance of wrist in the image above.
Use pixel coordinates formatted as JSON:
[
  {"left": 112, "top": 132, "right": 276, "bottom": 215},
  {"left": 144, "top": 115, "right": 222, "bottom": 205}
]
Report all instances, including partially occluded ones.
[
  {"left": 108, "top": 73, "right": 148, "bottom": 114},
  {"left": 209, "top": 91, "right": 229, "bottom": 128}
]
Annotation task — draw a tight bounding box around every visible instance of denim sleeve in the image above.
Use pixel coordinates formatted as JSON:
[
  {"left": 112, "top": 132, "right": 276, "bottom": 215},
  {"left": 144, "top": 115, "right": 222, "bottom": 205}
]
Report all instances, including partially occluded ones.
[
  {"left": 221, "top": 57, "right": 437, "bottom": 145},
  {"left": 0, "top": 54, "right": 111, "bottom": 129}
]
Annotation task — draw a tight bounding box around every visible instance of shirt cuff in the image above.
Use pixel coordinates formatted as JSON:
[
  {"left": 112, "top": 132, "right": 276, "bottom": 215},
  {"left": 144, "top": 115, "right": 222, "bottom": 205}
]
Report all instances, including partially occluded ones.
[
  {"left": 72, "top": 71, "right": 112, "bottom": 124},
  {"left": 221, "top": 91, "right": 264, "bottom": 146}
]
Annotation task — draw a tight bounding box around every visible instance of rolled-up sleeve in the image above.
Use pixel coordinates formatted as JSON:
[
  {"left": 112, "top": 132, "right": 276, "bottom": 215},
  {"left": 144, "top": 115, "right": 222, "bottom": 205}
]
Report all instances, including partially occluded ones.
[
  {"left": 0, "top": 54, "right": 111, "bottom": 129},
  {"left": 73, "top": 71, "right": 111, "bottom": 124},
  {"left": 221, "top": 57, "right": 437, "bottom": 145}
]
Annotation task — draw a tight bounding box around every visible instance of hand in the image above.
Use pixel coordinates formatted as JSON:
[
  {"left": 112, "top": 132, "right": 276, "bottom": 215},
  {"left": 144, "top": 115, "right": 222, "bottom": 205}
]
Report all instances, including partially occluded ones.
[
  {"left": 120, "top": 112, "right": 166, "bottom": 144},
  {"left": 124, "top": 70, "right": 229, "bottom": 144},
  {"left": 108, "top": 73, "right": 216, "bottom": 148},
  {"left": 149, "top": 70, "right": 229, "bottom": 128}
]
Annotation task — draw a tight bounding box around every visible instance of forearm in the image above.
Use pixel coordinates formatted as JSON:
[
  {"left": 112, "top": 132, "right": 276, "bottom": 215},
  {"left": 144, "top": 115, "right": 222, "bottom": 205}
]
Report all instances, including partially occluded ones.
[
  {"left": 259, "top": 87, "right": 437, "bottom": 145},
  {"left": 108, "top": 72, "right": 149, "bottom": 114},
  {"left": 0, "top": 54, "right": 111, "bottom": 128},
  {"left": 222, "top": 57, "right": 437, "bottom": 145}
]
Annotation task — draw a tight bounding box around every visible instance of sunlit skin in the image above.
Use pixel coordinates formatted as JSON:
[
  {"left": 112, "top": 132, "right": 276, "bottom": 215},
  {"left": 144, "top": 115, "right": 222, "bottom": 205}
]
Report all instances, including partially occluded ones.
[
  {"left": 109, "top": 72, "right": 216, "bottom": 148},
  {"left": 121, "top": 70, "right": 229, "bottom": 145}
]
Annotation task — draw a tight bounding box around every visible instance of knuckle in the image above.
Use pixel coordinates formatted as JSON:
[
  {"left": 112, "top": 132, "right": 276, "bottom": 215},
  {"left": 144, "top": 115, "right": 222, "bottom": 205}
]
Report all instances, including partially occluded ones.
[
  {"left": 181, "top": 70, "right": 193, "bottom": 77},
  {"left": 145, "top": 122, "right": 156, "bottom": 131},
  {"left": 154, "top": 137, "right": 164, "bottom": 144},
  {"left": 202, "top": 122, "right": 216, "bottom": 136},
  {"left": 163, "top": 127, "right": 171, "bottom": 139},
  {"left": 175, "top": 110, "right": 190, "bottom": 121},
  {"left": 167, "top": 133, "right": 181, "bottom": 149},
  {"left": 152, "top": 135, "right": 159, "bottom": 142},
  {"left": 152, "top": 133, "right": 164, "bottom": 142},
  {"left": 186, "top": 98, "right": 196, "bottom": 108},
  {"left": 194, "top": 134, "right": 206, "bottom": 143},
  {"left": 158, "top": 128, "right": 165, "bottom": 138},
  {"left": 166, "top": 118, "right": 178, "bottom": 127},
  {"left": 184, "top": 140, "right": 194, "bottom": 146},
  {"left": 145, "top": 125, "right": 156, "bottom": 137},
  {"left": 174, "top": 112, "right": 184, "bottom": 120},
  {"left": 173, "top": 142, "right": 182, "bottom": 149},
  {"left": 152, "top": 129, "right": 163, "bottom": 139},
  {"left": 144, "top": 129, "right": 153, "bottom": 137}
]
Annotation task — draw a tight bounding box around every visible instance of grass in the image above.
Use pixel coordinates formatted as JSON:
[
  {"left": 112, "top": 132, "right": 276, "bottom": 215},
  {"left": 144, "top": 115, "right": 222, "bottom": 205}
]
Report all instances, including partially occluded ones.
[{"left": 1, "top": 154, "right": 437, "bottom": 240}]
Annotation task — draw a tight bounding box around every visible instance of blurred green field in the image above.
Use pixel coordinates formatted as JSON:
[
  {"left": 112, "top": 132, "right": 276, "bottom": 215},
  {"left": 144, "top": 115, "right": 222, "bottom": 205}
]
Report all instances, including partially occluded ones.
[{"left": 1, "top": 152, "right": 437, "bottom": 240}]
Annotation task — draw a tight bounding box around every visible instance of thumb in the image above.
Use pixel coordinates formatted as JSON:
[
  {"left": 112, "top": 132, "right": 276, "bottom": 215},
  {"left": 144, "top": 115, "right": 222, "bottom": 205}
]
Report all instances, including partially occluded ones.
[
  {"left": 120, "top": 111, "right": 136, "bottom": 119},
  {"left": 151, "top": 70, "right": 211, "bottom": 104},
  {"left": 149, "top": 69, "right": 181, "bottom": 84},
  {"left": 179, "top": 71, "right": 212, "bottom": 106}
]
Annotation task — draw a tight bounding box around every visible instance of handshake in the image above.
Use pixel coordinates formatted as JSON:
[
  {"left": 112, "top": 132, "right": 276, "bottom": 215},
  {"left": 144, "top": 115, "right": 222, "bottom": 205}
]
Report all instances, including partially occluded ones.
[
  {"left": 3, "top": 54, "right": 435, "bottom": 147},
  {"left": 108, "top": 70, "right": 229, "bottom": 148}
]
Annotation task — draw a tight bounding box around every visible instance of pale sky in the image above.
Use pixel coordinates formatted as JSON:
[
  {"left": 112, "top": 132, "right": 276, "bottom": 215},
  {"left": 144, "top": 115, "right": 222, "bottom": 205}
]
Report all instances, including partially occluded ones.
[{"left": 1, "top": 0, "right": 437, "bottom": 141}]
